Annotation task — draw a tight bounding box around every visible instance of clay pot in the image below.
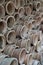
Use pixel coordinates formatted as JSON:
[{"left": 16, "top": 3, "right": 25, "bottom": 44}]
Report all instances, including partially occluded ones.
[
  {"left": 0, "top": 54, "right": 8, "bottom": 64},
  {"left": 0, "top": 34, "right": 6, "bottom": 52},
  {"left": 16, "top": 25, "right": 23, "bottom": 35},
  {"left": 26, "top": 54, "right": 41, "bottom": 65},
  {"left": 31, "top": 34, "right": 38, "bottom": 46},
  {"left": 6, "top": 16, "right": 15, "bottom": 30},
  {"left": 14, "top": 0, "right": 20, "bottom": 9},
  {"left": 32, "top": 60, "right": 41, "bottom": 65},
  {"left": 4, "top": 46, "right": 26, "bottom": 64},
  {"left": 18, "top": 7, "right": 25, "bottom": 18},
  {"left": 32, "top": 53, "right": 41, "bottom": 61},
  {"left": 0, "top": 19, "right": 7, "bottom": 34},
  {"left": 24, "top": 6, "right": 32, "bottom": 16},
  {"left": 4, "top": 45, "right": 16, "bottom": 55},
  {"left": 14, "top": 12, "right": 19, "bottom": 21},
  {"left": 0, "top": 5, "right": 5, "bottom": 18},
  {"left": 26, "top": 54, "right": 33, "bottom": 65},
  {"left": 0, "top": 58, "right": 18, "bottom": 65},
  {"left": 6, "top": 30, "right": 16, "bottom": 44},
  {"left": 33, "top": 1, "right": 41, "bottom": 11},
  {"left": 24, "top": 21, "right": 33, "bottom": 30},
  {"left": 6, "top": 1, "right": 15, "bottom": 15},
  {"left": 21, "top": 39, "right": 31, "bottom": 52},
  {"left": 29, "top": 2, "right": 33, "bottom": 10},
  {"left": 12, "top": 48, "right": 26, "bottom": 64},
  {"left": 20, "top": 25, "right": 28, "bottom": 39}
]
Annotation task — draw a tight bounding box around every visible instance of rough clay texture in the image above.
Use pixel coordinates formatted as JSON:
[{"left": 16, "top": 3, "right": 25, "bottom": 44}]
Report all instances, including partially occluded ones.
[{"left": 0, "top": 0, "right": 43, "bottom": 65}]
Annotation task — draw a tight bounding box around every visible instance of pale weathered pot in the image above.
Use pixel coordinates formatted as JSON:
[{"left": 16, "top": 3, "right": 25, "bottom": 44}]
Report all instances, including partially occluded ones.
[
  {"left": 31, "top": 34, "right": 38, "bottom": 46},
  {"left": 26, "top": 53, "right": 33, "bottom": 65},
  {"left": 32, "top": 53, "right": 41, "bottom": 61},
  {"left": 26, "top": 54, "right": 41, "bottom": 65},
  {"left": 11, "top": 48, "right": 27, "bottom": 64},
  {"left": 21, "top": 39, "right": 31, "bottom": 52},
  {"left": 4, "top": 45, "right": 16, "bottom": 56},
  {"left": 31, "top": 20, "right": 36, "bottom": 28},
  {"left": 0, "top": 54, "right": 8, "bottom": 64},
  {"left": 18, "top": 7, "right": 25, "bottom": 18},
  {"left": 0, "top": 58, "right": 18, "bottom": 65},
  {"left": 4, "top": 46, "right": 26, "bottom": 64},
  {"left": 20, "top": 25, "right": 28, "bottom": 39},
  {"left": 33, "top": 60, "right": 41, "bottom": 65},
  {"left": 24, "top": 20, "right": 33, "bottom": 30}
]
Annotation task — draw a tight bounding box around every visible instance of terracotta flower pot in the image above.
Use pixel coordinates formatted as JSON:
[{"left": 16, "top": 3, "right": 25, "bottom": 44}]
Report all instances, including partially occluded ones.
[
  {"left": 6, "top": 30, "right": 16, "bottom": 44},
  {"left": 6, "top": 1, "right": 15, "bottom": 15},
  {"left": 4, "top": 46, "right": 27, "bottom": 64},
  {"left": 6, "top": 16, "right": 15, "bottom": 30}
]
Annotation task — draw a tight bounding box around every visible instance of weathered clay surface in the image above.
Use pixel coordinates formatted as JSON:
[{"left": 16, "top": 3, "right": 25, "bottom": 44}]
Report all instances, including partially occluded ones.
[{"left": 0, "top": 0, "right": 43, "bottom": 65}]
